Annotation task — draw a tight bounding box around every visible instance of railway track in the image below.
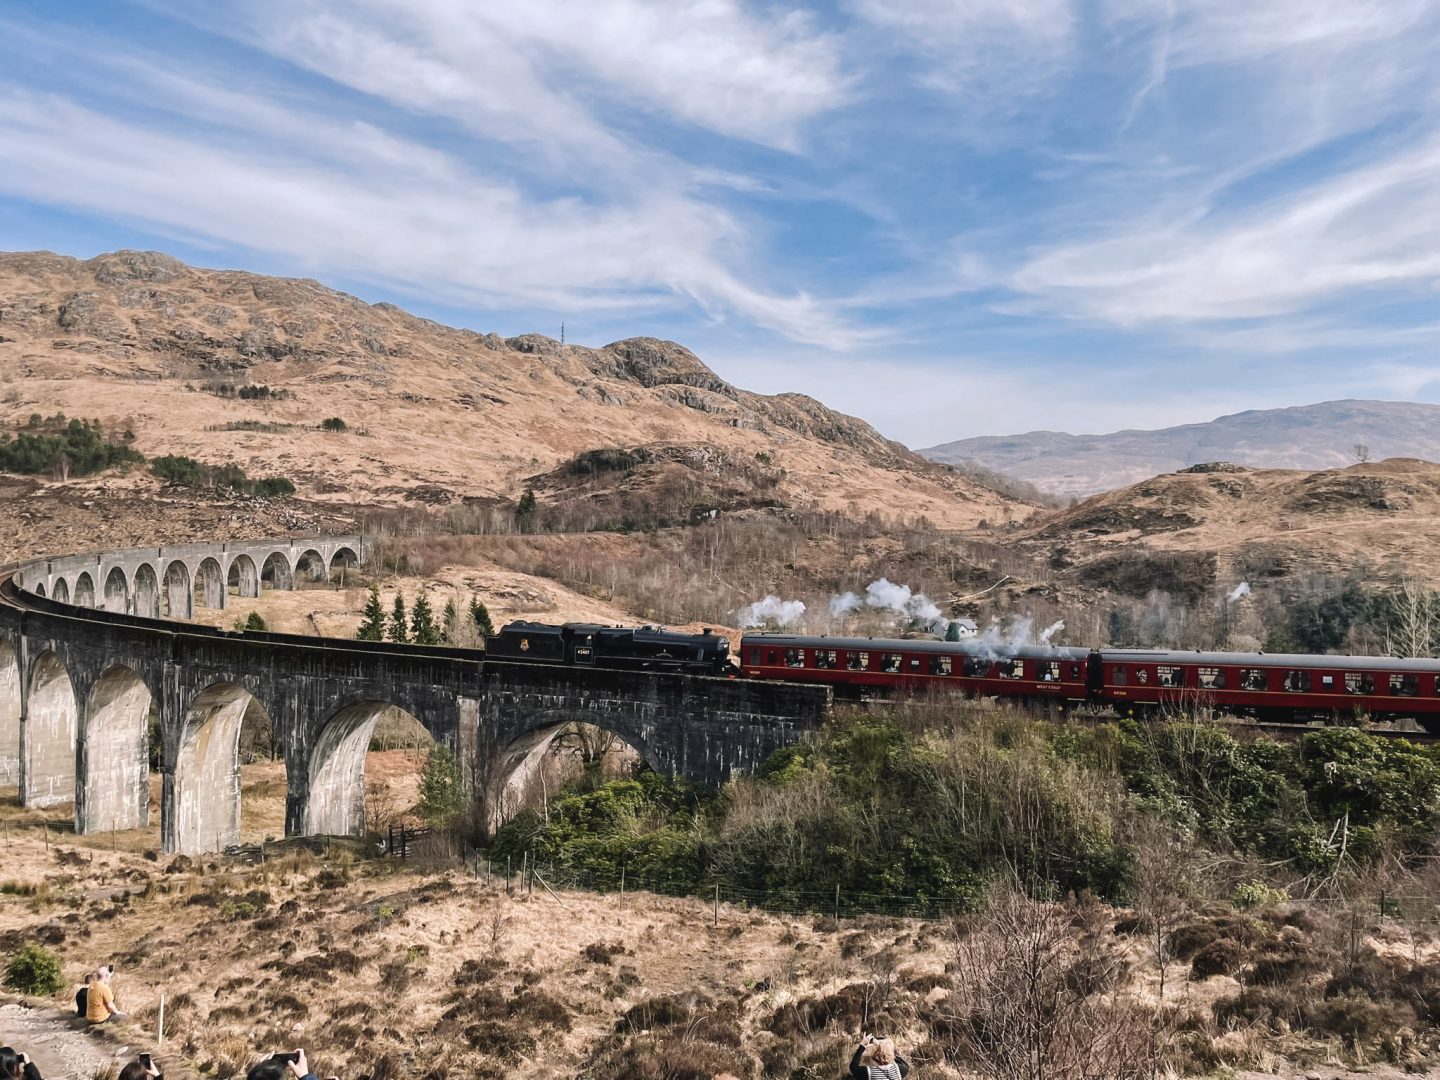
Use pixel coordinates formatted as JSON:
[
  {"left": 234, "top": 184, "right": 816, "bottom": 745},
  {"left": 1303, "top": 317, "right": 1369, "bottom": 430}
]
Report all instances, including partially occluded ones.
[{"left": 9, "top": 562, "right": 1439, "bottom": 746}]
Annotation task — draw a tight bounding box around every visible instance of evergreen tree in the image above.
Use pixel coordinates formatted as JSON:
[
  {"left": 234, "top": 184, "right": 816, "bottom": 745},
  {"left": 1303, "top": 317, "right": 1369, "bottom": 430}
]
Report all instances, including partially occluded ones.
[
  {"left": 944, "top": 620, "right": 962, "bottom": 642},
  {"left": 243, "top": 611, "right": 267, "bottom": 632},
  {"left": 470, "top": 597, "right": 496, "bottom": 638},
  {"left": 416, "top": 744, "right": 464, "bottom": 831},
  {"left": 441, "top": 597, "right": 459, "bottom": 644},
  {"left": 410, "top": 593, "right": 441, "bottom": 646},
  {"left": 388, "top": 593, "right": 409, "bottom": 644},
  {"left": 357, "top": 586, "right": 387, "bottom": 641},
  {"left": 515, "top": 487, "right": 538, "bottom": 532}
]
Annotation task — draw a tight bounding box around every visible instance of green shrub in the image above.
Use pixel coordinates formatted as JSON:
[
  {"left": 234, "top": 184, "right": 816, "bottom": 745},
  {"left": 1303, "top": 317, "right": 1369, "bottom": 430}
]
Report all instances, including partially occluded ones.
[
  {"left": 218, "top": 899, "right": 258, "bottom": 921},
  {"left": 151, "top": 455, "right": 294, "bottom": 498},
  {"left": 4, "top": 943, "right": 64, "bottom": 996},
  {"left": 1232, "top": 882, "right": 1288, "bottom": 910},
  {"left": 320, "top": 417, "right": 347, "bottom": 432},
  {"left": 0, "top": 417, "right": 142, "bottom": 477}
]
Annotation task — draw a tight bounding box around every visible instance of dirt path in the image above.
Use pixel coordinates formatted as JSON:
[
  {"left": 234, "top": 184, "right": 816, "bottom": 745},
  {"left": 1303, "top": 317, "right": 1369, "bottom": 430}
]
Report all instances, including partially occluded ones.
[{"left": 0, "top": 999, "right": 162, "bottom": 1080}]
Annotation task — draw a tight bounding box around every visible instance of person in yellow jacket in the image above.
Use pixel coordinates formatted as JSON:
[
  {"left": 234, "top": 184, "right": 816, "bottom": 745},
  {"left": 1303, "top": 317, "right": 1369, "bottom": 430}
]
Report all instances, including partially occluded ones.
[{"left": 86, "top": 966, "right": 125, "bottom": 1024}]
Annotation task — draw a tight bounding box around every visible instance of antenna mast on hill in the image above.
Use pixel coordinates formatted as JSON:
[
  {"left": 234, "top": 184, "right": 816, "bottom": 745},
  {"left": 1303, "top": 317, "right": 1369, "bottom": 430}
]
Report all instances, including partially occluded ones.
[{"left": 560, "top": 321, "right": 565, "bottom": 345}]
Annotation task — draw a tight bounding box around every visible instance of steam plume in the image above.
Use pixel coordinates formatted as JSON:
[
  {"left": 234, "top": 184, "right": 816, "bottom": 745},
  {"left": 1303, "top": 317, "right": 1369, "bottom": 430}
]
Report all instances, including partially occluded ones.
[{"left": 736, "top": 596, "right": 806, "bottom": 629}]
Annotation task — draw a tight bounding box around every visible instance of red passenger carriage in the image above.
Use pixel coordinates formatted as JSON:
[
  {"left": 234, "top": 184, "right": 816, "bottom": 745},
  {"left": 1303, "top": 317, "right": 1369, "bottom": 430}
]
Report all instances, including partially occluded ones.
[
  {"left": 1097, "top": 649, "right": 1440, "bottom": 729},
  {"left": 739, "top": 633, "right": 1090, "bottom": 706}
]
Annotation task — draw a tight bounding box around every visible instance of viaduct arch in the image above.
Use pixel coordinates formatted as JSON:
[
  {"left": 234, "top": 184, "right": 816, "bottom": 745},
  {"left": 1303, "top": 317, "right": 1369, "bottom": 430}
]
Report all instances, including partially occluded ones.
[{"left": 0, "top": 536, "right": 828, "bottom": 853}]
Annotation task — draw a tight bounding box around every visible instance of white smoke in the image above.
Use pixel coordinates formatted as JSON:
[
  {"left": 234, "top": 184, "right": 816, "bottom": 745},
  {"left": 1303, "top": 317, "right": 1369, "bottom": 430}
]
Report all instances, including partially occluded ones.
[
  {"left": 858, "top": 578, "right": 945, "bottom": 629},
  {"left": 1039, "top": 619, "right": 1065, "bottom": 644},
  {"left": 829, "top": 592, "right": 861, "bottom": 618},
  {"left": 974, "top": 614, "right": 1042, "bottom": 658},
  {"left": 1228, "top": 582, "right": 1252, "bottom": 602},
  {"left": 736, "top": 595, "right": 806, "bottom": 629}
]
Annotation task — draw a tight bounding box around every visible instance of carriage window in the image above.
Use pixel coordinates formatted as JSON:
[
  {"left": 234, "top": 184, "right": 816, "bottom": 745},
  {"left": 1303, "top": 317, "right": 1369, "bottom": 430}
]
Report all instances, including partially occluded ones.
[
  {"left": 1136, "top": 668, "right": 1149, "bottom": 684},
  {"left": 785, "top": 648, "right": 805, "bottom": 668},
  {"left": 1345, "top": 672, "right": 1374, "bottom": 695},
  {"left": 747, "top": 648, "right": 761, "bottom": 665},
  {"left": 929, "top": 656, "right": 953, "bottom": 675},
  {"left": 1241, "top": 669, "right": 1267, "bottom": 691},
  {"left": 814, "top": 650, "right": 838, "bottom": 669},
  {"left": 999, "top": 659, "right": 1025, "bottom": 680},
  {"left": 964, "top": 656, "right": 991, "bottom": 677},
  {"left": 881, "top": 653, "right": 903, "bottom": 673},
  {"left": 1112, "top": 666, "right": 1127, "bottom": 686},
  {"left": 909, "top": 657, "right": 922, "bottom": 670},
  {"left": 1069, "top": 663, "right": 1083, "bottom": 679},
  {"left": 767, "top": 650, "right": 780, "bottom": 665},
  {"left": 1157, "top": 665, "right": 1182, "bottom": 688},
  {"left": 1036, "top": 660, "right": 1061, "bottom": 682},
  {"left": 1198, "top": 667, "right": 1224, "bottom": 689},
  {"left": 847, "top": 651, "right": 869, "bottom": 671},
  {"left": 1391, "top": 673, "right": 1419, "bottom": 697},
  {"left": 1284, "top": 670, "right": 1310, "bottom": 692}
]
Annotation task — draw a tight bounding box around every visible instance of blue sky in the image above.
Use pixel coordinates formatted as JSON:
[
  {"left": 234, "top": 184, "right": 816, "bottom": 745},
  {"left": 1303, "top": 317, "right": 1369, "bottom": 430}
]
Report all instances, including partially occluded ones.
[{"left": 2, "top": 0, "right": 1439, "bottom": 446}]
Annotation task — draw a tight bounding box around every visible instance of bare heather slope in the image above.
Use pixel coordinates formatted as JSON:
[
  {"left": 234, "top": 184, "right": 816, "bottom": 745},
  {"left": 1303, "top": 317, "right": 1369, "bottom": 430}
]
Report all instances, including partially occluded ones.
[
  {"left": 921, "top": 400, "right": 1440, "bottom": 499},
  {"left": 0, "top": 249, "right": 1021, "bottom": 528},
  {"left": 1019, "top": 458, "right": 1440, "bottom": 593}
]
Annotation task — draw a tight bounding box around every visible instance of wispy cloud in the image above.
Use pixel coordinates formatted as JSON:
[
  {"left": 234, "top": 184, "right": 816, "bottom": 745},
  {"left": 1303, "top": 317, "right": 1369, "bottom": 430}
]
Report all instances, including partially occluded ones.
[
  {"left": 1007, "top": 133, "right": 1440, "bottom": 324},
  {"left": 0, "top": 81, "right": 867, "bottom": 347},
  {"left": 2, "top": 0, "right": 1439, "bottom": 441},
  {"left": 178, "top": 0, "right": 850, "bottom": 154}
]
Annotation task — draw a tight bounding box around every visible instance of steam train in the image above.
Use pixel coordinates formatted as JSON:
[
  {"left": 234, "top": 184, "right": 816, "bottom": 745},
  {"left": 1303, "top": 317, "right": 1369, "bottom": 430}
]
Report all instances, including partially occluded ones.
[
  {"left": 486, "top": 620, "right": 732, "bottom": 673},
  {"left": 490, "top": 620, "right": 1440, "bottom": 731}
]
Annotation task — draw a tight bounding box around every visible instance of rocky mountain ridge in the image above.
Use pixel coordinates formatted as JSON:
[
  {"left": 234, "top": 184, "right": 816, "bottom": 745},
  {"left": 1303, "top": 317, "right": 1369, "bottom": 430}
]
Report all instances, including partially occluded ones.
[
  {"left": 0, "top": 249, "right": 1017, "bottom": 527},
  {"left": 920, "top": 399, "right": 1440, "bottom": 498}
]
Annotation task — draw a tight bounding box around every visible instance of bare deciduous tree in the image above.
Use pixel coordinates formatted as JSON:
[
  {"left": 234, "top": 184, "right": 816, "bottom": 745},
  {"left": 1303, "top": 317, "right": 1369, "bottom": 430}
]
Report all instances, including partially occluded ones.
[
  {"left": 946, "top": 892, "right": 1159, "bottom": 1080},
  {"left": 1384, "top": 578, "right": 1439, "bottom": 658},
  {"left": 1352, "top": 442, "right": 1372, "bottom": 463},
  {"left": 1132, "top": 817, "right": 1196, "bottom": 1003}
]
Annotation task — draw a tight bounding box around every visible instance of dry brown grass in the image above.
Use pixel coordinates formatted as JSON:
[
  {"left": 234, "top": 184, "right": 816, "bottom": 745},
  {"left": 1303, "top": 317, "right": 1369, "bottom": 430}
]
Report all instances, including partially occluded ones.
[{"left": 5, "top": 816, "right": 1440, "bottom": 1080}]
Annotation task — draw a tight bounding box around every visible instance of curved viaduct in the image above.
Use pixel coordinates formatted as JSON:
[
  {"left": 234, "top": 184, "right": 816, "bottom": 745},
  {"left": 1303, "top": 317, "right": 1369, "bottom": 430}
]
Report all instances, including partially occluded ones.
[{"left": 0, "top": 537, "right": 829, "bottom": 854}]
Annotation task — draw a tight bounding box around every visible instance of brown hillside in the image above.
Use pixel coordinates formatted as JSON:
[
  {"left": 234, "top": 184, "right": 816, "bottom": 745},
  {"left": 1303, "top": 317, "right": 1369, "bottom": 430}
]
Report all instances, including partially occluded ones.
[
  {"left": 0, "top": 249, "right": 1020, "bottom": 528},
  {"left": 1024, "top": 457, "right": 1440, "bottom": 592}
]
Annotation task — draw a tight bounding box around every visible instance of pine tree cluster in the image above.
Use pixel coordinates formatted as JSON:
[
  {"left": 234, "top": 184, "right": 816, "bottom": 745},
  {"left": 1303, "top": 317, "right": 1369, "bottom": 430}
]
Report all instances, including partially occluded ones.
[{"left": 355, "top": 585, "right": 496, "bottom": 646}]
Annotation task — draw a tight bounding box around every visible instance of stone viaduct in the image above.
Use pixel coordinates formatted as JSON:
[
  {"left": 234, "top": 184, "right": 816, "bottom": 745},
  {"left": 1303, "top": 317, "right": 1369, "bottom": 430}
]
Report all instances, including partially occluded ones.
[{"left": 0, "top": 537, "right": 830, "bottom": 853}]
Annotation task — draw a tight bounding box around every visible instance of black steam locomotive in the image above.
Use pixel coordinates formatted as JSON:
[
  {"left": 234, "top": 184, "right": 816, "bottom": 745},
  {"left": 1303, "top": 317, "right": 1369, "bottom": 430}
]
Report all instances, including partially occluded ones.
[{"left": 486, "top": 620, "right": 733, "bottom": 674}]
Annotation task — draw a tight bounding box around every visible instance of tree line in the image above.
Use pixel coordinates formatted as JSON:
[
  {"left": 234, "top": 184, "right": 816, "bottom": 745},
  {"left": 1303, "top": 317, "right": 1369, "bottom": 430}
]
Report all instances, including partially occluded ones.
[
  {"left": 355, "top": 586, "right": 495, "bottom": 646},
  {"left": 0, "top": 416, "right": 142, "bottom": 479}
]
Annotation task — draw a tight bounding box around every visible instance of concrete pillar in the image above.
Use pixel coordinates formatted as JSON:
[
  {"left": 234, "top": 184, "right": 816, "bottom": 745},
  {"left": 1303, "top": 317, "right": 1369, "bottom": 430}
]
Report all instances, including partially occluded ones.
[
  {"left": 164, "top": 561, "right": 193, "bottom": 620},
  {"left": 196, "top": 559, "right": 226, "bottom": 610},
  {"left": 76, "top": 667, "right": 151, "bottom": 833},
  {"left": 102, "top": 567, "right": 130, "bottom": 614},
  {"left": 228, "top": 556, "right": 260, "bottom": 599},
  {"left": 303, "top": 702, "right": 390, "bottom": 836},
  {"left": 21, "top": 651, "right": 77, "bottom": 808},
  {"left": 0, "top": 640, "right": 19, "bottom": 786},
  {"left": 134, "top": 565, "right": 161, "bottom": 619},
  {"left": 172, "top": 684, "right": 248, "bottom": 852}
]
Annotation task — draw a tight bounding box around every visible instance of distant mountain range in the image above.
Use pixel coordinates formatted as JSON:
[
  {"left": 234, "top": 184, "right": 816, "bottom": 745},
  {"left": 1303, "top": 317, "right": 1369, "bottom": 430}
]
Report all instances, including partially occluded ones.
[{"left": 919, "top": 400, "right": 1440, "bottom": 499}]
